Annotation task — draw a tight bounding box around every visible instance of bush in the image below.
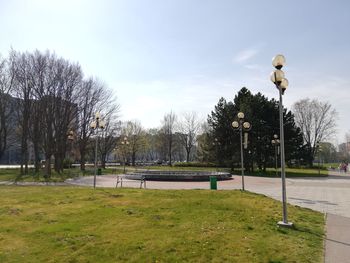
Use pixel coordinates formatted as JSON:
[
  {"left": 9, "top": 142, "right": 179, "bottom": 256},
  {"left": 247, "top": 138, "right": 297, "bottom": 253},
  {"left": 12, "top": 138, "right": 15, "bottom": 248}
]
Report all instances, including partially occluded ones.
[
  {"left": 63, "top": 158, "right": 72, "bottom": 169},
  {"left": 173, "top": 162, "right": 217, "bottom": 167}
]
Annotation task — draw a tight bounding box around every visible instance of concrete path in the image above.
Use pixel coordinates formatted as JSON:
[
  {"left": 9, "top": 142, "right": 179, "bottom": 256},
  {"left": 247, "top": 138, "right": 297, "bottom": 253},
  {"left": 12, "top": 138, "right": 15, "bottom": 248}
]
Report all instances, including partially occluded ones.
[{"left": 325, "top": 214, "right": 350, "bottom": 263}]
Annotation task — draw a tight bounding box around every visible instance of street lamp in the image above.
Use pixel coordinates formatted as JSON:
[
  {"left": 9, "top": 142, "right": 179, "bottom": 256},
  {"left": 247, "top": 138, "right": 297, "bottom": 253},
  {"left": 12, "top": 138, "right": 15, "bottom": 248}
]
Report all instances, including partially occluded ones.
[
  {"left": 271, "top": 134, "right": 280, "bottom": 177},
  {"left": 67, "top": 130, "right": 74, "bottom": 175},
  {"left": 90, "top": 112, "right": 105, "bottom": 189},
  {"left": 121, "top": 136, "right": 129, "bottom": 173},
  {"left": 232, "top": 112, "right": 251, "bottom": 191},
  {"left": 271, "top": 54, "right": 293, "bottom": 227}
]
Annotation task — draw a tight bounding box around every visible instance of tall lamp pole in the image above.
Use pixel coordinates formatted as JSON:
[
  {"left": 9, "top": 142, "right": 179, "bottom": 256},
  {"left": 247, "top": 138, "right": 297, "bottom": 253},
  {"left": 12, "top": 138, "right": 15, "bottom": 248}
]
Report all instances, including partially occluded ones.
[
  {"left": 271, "top": 134, "right": 280, "bottom": 177},
  {"left": 121, "top": 136, "right": 129, "bottom": 174},
  {"left": 90, "top": 112, "right": 105, "bottom": 189},
  {"left": 270, "top": 54, "right": 293, "bottom": 227},
  {"left": 232, "top": 112, "right": 251, "bottom": 191}
]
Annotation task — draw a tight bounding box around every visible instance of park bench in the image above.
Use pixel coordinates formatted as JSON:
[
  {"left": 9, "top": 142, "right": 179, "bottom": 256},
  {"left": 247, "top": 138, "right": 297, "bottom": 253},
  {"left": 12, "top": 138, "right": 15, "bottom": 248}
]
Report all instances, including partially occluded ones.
[{"left": 115, "top": 175, "right": 146, "bottom": 189}]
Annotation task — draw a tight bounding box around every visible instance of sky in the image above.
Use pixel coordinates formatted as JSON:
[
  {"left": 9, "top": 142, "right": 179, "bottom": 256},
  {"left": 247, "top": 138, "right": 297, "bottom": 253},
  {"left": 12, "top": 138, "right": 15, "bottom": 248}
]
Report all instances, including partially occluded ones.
[{"left": 0, "top": 0, "right": 349, "bottom": 144}]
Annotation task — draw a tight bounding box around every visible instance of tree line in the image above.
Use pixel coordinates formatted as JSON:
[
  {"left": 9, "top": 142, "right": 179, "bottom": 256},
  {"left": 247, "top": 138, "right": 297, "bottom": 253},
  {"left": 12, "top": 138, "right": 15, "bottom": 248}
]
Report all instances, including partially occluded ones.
[
  {"left": 0, "top": 49, "right": 119, "bottom": 179},
  {"left": 107, "top": 88, "right": 339, "bottom": 171},
  {"left": 0, "top": 50, "right": 340, "bottom": 175}
]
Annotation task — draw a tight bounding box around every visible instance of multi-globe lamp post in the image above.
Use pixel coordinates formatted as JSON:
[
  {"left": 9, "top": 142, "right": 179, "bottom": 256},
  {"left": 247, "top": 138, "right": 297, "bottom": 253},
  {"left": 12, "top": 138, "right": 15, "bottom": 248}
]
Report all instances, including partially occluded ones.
[
  {"left": 121, "top": 136, "right": 129, "bottom": 174},
  {"left": 232, "top": 112, "right": 251, "bottom": 191},
  {"left": 90, "top": 112, "right": 105, "bottom": 189},
  {"left": 270, "top": 54, "right": 293, "bottom": 227},
  {"left": 67, "top": 130, "right": 74, "bottom": 175}
]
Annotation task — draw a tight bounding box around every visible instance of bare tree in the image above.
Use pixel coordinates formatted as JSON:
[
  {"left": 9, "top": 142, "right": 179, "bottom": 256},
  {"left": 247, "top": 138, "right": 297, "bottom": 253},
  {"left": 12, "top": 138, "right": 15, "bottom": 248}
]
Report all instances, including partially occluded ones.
[
  {"left": 122, "top": 120, "right": 144, "bottom": 166},
  {"left": 98, "top": 116, "right": 120, "bottom": 168},
  {"left": 10, "top": 51, "right": 35, "bottom": 175},
  {"left": 293, "top": 98, "right": 338, "bottom": 166},
  {"left": 0, "top": 49, "right": 119, "bottom": 179},
  {"left": 52, "top": 59, "right": 82, "bottom": 173},
  {"left": 0, "top": 55, "right": 15, "bottom": 160},
  {"left": 178, "top": 112, "right": 201, "bottom": 162},
  {"left": 143, "top": 128, "right": 160, "bottom": 162},
  {"left": 161, "top": 111, "right": 177, "bottom": 165},
  {"left": 28, "top": 51, "right": 49, "bottom": 172},
  {"left": 76, "top": 78, "right": 104, "bottom": 171},
  {"left": 25, "top": 51, "right": 83, "bottom": 176}
]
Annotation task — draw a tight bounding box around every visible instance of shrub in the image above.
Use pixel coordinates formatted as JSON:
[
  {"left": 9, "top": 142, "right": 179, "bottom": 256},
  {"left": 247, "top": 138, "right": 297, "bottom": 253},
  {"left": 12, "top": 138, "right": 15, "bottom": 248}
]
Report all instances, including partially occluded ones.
[{"left": 173, "top": 162, "right": 217, "bottom": 167}]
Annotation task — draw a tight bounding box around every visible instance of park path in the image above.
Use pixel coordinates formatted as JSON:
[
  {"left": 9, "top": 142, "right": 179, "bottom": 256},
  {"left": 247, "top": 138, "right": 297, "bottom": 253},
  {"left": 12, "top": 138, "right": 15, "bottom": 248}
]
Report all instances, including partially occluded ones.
[{"left": 325, "top": 214, "right": 350, "bottom": 263}]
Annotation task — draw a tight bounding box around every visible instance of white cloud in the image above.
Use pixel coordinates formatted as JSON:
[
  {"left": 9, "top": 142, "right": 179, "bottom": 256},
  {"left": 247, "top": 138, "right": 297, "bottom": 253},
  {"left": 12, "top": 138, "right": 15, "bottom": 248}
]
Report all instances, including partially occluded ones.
[{"left": 234, "top": 48, "right": 259, "bottom": 63}]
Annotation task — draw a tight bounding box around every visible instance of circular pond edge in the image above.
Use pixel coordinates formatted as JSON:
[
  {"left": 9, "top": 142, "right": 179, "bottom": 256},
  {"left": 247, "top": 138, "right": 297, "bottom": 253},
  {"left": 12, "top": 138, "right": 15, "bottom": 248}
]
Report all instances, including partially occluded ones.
[{"left": 124, "top": 170, "right": 232, "bottom": 181}]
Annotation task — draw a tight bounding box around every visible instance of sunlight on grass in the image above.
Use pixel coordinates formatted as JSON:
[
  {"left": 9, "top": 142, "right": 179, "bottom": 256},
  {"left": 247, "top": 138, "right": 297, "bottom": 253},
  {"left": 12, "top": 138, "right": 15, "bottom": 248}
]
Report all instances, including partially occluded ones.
[{"left": 0, "top": 186, "right": 324, "bottom": 262}]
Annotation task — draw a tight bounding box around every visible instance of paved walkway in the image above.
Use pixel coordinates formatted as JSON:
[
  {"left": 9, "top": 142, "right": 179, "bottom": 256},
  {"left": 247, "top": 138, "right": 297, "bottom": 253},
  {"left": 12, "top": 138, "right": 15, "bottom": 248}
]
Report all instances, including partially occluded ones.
[{"left": 325, "top": 214, "right": 350, "bottom": 263}]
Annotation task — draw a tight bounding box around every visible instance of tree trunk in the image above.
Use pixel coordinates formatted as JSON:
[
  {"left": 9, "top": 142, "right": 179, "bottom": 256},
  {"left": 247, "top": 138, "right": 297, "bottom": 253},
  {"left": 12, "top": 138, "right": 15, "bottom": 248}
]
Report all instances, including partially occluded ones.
[
  {"left": 132, "top": 152, "right": 136, "bottom": 166},
  {"left": 169, "top": 145, "right": 172, "bottom": 166},
  {"left": 44, "top": 155, "right": 51, "bottom": 180},
  {"left": 101, "top": 159, "right": 106, "bottom": 169},
  {"left": 34, "top": 143, "right": 40, "bottom": 173},
  {"left": 186, "top": 149, "right": 190, "bottom": 163},
  {"left": 80, "top": 147, "right": 86, "bottom": 171},
  {"left": 20, "top": 135, "right": 28, "bottom": 175}
]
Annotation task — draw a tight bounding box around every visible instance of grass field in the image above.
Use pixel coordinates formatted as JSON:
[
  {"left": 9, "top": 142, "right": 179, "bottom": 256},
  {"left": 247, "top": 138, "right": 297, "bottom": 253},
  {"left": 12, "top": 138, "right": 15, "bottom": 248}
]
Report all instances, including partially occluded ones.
[
  {"left": 0, "top": 167, "right": 121, "bottom": 183},
  {"left": 0, "top": 186, "right": 324, "bottom": 262}
]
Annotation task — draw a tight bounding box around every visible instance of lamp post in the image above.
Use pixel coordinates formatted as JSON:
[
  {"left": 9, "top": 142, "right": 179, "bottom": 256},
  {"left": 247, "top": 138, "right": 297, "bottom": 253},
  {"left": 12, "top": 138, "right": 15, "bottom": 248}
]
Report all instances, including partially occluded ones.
[
  {"left": 271, "top": 134, "right": 280, "bottom": 177},
  {"left": 90, "top": 112, "right": 105, "bottom": 189},
  {"left": 270, "top": 54, "right": 293, "bottom": 227},
  {"left": 67, "top": 130, "right": 74, "bottom": 176},
  {"left": 232, "top": 112, "right": 251, "bottom": 191},
  {"left": 121, "top": 136, "right": 129, "bottom": 173}
]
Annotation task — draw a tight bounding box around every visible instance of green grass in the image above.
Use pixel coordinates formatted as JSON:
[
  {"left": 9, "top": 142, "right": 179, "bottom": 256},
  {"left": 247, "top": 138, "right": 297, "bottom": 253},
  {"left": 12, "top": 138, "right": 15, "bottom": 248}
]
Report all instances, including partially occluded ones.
[
  {"left": 320, "top": 163, "right": 340, "bottom": 169},
  {"left": 245, "top": 167, "right": 328, "bottom": 178},
  {"left": 0, "top": 167, "right": 123, "bottom": 183},
  {"left": 0, "top": 186, "right": 324, "bottom": 262}
]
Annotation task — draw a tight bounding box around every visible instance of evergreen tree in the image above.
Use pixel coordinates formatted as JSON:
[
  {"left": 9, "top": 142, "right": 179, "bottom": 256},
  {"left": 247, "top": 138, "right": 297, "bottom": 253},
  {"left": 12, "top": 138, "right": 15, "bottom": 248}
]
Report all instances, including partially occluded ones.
[{"left": 207, "top": 87, "right": 304, "bottom": 171}]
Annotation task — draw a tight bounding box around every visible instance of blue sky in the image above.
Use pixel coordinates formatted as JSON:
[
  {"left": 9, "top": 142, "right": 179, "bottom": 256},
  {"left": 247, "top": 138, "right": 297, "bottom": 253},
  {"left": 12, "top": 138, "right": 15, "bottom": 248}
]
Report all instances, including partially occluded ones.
[{"left": 1, "top": 0, "right": 349, "bottom": 143}]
